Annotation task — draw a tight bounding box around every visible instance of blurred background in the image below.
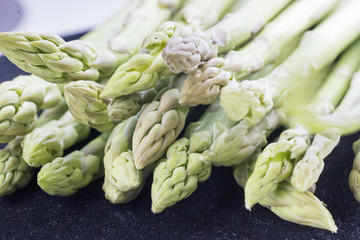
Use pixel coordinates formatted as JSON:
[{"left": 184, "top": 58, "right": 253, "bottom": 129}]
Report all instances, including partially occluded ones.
[{"left": 0, "top": 0, "right": 126, "bottom": 36}]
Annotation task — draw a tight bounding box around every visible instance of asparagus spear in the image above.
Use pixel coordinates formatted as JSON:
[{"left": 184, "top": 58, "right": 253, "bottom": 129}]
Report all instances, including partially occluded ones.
[
  {"left": 0, "top": 0, "right": 142, "bottom": 83},
  {"left": 0, "top": 75, "right": 63, "bottom": 143},
  {"left": 151, "top": 100, "right": 237, "bottom": 213},
  {"left": 0, "top": 0, "right": 183, "bottom": 83},
  {"left": 220, "top": 0, "right": 360, "bottom": 123},
  {"left": 103, "top": 115, "right": 155, "bottom": 203},
  {"left": 37, "top": 132, "right": 109, "bottom": 196},
  {"left": 350, "top": 139, "right": 360, "bottom": 202},
  {"left": 233, "top": 155, "right": 337, "bottom": 232},
  {"left": 100, "top": 0, "right": 237, "bottom": 99},
  {"left": 64, "top": 76, "right": 171, "bottom": 132},
  {"left": 22, "top": 111, "right": 91, "bottom": 167},
  {"left": 162, "top": 0, "right": 292, "bottom": 74},
  {"left": 201, "top": 109, "right": 284, "bottom": 166},
  {"left": 179, "top": 0, "right": 338, "bottom": 107},
  {"left": 0, "top": 101, "right": 68, "bottom": 197},
  {"left": 290, "top": 41, "right": 360, "bottom": 191},
  {"left": 132, "top": 75, "right": 189, "bottom": 169}
]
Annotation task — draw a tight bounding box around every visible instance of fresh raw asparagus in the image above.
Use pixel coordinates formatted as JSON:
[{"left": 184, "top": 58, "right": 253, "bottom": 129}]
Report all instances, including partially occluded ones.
[
  {"left": 100, "top": 0, "right": 236, "bottom": 99},
  {"left": 37, "top": 132, "right": 109, "bottom": 196},
  {"left": 0, "top": 101, "right": 68, "bottom": 196},
  {"left": 0, "top": 75, "right": 63, "bottom": 142},
  {"left": 64, "top": 80, "right": 114, "bottom": 132},
  {"left": 233, "top": 156, "right": 337, "bottom": 232},
  {"left": 244, "top": 124, "right": 311, "bottom": 210},
  {"left": 0, "top": 0, "right": 142, "bottom": 83},
  {"left": 22, "top": 111, "right": 91, "bottom": 167},
  {"left": 132, "top": 75, "right": 189, "bottom": 169},
  {"left": 350, "top": 138, "right": 360, "bottom": 202},
  {"left": 220, "top": 0, "right": 360, "bottom": 124},
  {"left": 151, "top": 101, "right": 237, "bottom": 213},
  {"left": 162, "top": 0, "right": 292, "bottom": 74},
  {"left": 64, "top": 76, "right": 171, "bottom": 132},
  {"left": 290, "top": 40, "right": 360, "bottom": 191},
  {"left": 201, "top": 109, "right": 284, "bottom": 166},
  {"left": 179, "top": 0, "right": 338, "bottom": 107},
  {"left": 103, "top": 115, "right": 155, "bottom": 203}
]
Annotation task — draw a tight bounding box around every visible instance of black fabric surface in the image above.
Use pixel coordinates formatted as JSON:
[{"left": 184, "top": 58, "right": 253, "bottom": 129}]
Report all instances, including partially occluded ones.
[{"left": 1, "top": 34, "right": 360, "bottom": 240}]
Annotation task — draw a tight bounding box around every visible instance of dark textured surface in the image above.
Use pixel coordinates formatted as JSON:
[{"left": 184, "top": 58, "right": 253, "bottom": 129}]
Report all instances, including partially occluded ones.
[{"left": 1, "top": 34, "right": 360, "bottom": 240}]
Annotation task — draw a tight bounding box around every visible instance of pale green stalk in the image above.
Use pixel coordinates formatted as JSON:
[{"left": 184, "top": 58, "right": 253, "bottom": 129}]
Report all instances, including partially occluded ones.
[
  {"left": 0, "top": 102, "right": 68, "bottom": 196},
  {"left": 220, "top": 0, "right": 360, "bottom": 124},
  {"left": 290, "top": 40, "right": 360, "bottom": 191},
  {"left": 0, "top": 75, "right": 63, "bottom": 143},
  {"left": 37, "top": 133, "right": 109, "bottom": 196},
  {"left": 233, "top": 153, "right": 337, "bottom": 232},
  {"left": 103, "top": 116, "right": 138, "bottom": 192},
  {"left": 178, "top": 32, "right": 301, "bottom": 107},
  {"left": 223, "top": 0, "right": 338, "bottom": 78},
  {"left": 103, "top": 165, "right": 154, "bottom": 204},
  {"left": 350, "top": 138, "right": 360, "bottom": 202},
  {"left": 151, "top": 101, "right": 237, "bottom": 213},
  {"left": 201, "top": 109, "right": 284, "bottom": 166},
  {"left": 0, "top": 0, "right": 142, "bottom": 83},
  {"left": 103, "top": 115, "right": 156, "bottom": 203},
  {"left": 244, "top": 124, "right": 311, "bottom": 210},
  {"left": 22, "top": 111, "right": 91, "bottom": 167},
  {"left": 132, "top": 76, "right": 189, "bottom": 169},
  {"left": 100, "top": 0, "right": 236, "bottom": 99},
  {"left": 162, "top": 0, "right": 292, "bottom": 73}
]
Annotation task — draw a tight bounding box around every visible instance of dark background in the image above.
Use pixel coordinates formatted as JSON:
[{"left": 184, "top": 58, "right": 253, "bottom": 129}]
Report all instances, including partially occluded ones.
[{"left": 1, "top": 34, "right": 360, "bottom": 240}]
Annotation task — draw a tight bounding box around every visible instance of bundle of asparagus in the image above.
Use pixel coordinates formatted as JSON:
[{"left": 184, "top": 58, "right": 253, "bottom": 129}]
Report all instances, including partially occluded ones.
[{"left": 2, "top": 0, "right": 360, "bottom": 234}]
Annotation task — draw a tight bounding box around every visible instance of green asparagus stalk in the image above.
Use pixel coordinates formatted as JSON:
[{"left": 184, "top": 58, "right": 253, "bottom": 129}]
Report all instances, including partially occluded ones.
[
  {"left": 132, "top": 75, "right": 189, "bottom": 169},
  {"left": 233, "top": 157, "right": 337, "bottom": 232},
  {"left": 244, "top": 124, "right": 311, "bottom": 210},
  {"left": 151, "top": 101, "right": 237, "bottom": 213},
  {"left": 0, "top": 101, "right": 68, "bottom": 196},
  {"left": 37, "top": 132, "right": 109, "bottom": 196},
  {"left": 100, "top": 0, "right": 236, "bottom": 99},
  {"left": 350, "top": 138, "right": 360, "bottom": 202},
  {"left": 290, "top": 40, "right": 360, "bottom": 191},
  {"left": 220, "top": 0, "right": 360, "bottom": 123},
  {"left": 22, "top": 111, "right": 91, "bottom": 167},
  {"left": 162, "top": 0, "right": 292, "bottom": 74},
  {"left": 64, "top": 80, "right": 114, "bottom": 132},
  {"left": 178, "top": 0, "right": 337, "bottom": 107},
  {"left": 0, "top": 75, "right": 63, "bottom": 143},
  {"left": 103, "top": 165, "right": 154, "bottom": 204},
  {"left": 201, "top": 109, "right": 285, "bottom": 166},
  {"left": 64, "top": 76, "right": 171, "bottom": 132},
  {"left": 103, "top": 116, "right": 138, "bottom": 192},
  {"left": 0, "top": 0, "right": 142, "bottom": 83},
  {"left": 103, "top": 115, "right": 156, "bottom": 203}
]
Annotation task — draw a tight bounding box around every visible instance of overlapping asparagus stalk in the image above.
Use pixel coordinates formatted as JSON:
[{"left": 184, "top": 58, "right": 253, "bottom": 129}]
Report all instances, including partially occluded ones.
[
  {"left": 102, "top": 115, "right": 154, "bottom": 203},
  {"left": 179, "top": 0, "right": 338, "bottom": 106},
  {"left": 233, "top": 153, "right": 337, "bottom": 232},
  {"left": 0, "top": 101, "right": 68, "bottom": 196},
  {"left": 201, "top": 109, "right": 285, "bottom": 166},
  {"left": 132, "top": 75, "right": 189, "bottom": 169},
  {"left": 22, "top": 111, "right": 90, "bottom": 167},
  {"left": 63, "top": 76, "right": 171, "bottom": 132},
  {"left": 220, "top": 0, "right": 360, "bottom": 124},
  {"left": 350, "top": 139, "right": 360, "bottom": 202},
  {"left": 0, "top": 75, "right": 63, "bottom": 143},
  {"left": 100, "top": 0, "right": 237, "bottom": 99},
  {"left": 162, "top": 0, "right": 292, "bottom": 74},
  {"left": 151, "top": 100, "right": 237, "bottom": 213},
  {"left": 244, "top": 42, "right": 360, "bottom": 209},
  {"left": 0, "top": 0, "right": 183, "bottom": 83},
  {"left": 37, "top": 132, "right": 109, "bottom": 196}
]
